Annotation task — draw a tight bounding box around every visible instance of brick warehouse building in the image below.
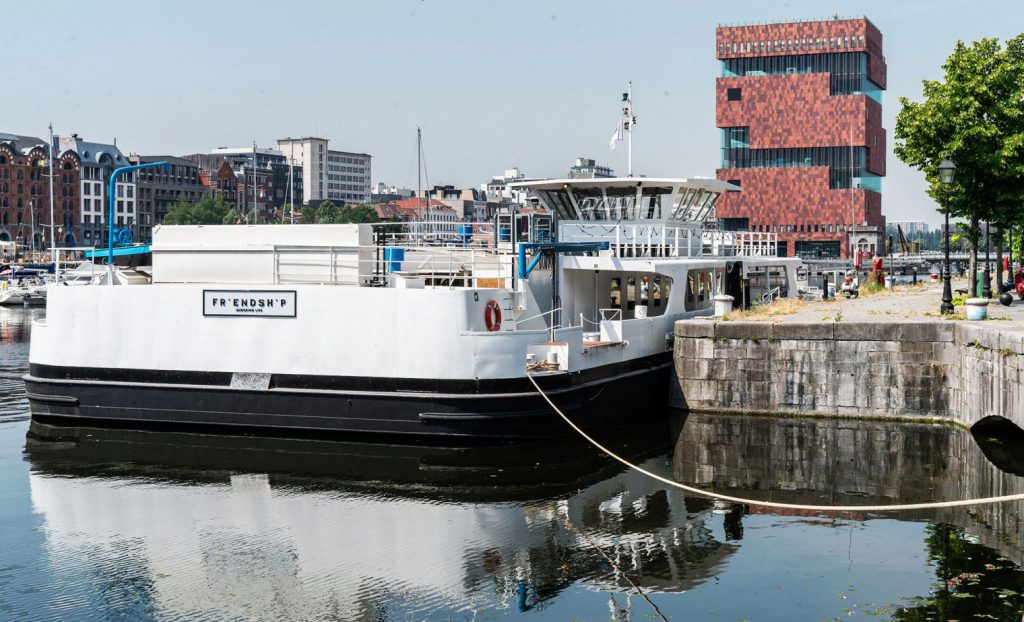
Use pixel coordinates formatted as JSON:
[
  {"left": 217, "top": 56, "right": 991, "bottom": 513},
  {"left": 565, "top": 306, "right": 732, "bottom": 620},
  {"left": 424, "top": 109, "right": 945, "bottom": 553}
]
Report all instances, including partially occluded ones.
[
  {"left": 0, "top": 133, "right": 80, "bottom": 251},
  {"left": 714, "top": 17, "right": 887, "bottom": 259}
]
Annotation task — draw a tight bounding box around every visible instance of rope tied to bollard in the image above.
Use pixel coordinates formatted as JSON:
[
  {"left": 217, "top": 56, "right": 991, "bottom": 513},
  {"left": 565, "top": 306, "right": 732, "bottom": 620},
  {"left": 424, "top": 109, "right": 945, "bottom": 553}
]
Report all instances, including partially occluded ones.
[{"left": 526, "top": 372, "right": 1024, "bottom": 513}]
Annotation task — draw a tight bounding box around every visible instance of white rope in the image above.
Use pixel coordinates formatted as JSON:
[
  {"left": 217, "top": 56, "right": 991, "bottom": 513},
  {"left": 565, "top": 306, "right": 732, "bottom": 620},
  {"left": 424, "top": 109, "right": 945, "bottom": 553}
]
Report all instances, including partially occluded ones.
[{"left": 526, "top": 373, "right": 1024, "bottom": 513}]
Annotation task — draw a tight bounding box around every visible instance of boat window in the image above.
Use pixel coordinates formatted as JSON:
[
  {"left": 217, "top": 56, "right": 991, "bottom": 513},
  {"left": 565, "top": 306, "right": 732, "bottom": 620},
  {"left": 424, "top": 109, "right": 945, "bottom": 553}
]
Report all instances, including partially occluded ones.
[
  {"left": 671, "top": 188, "right": 697, "bottom": 220},
  {"left": 642, "top": 274, "right": 672, "bottom": 316},
  {"left": 626, "top": 276, "right": 637, "bottom": 311},
  {"left": 640, "top": 187, "right": 673, "bottom": 219},
  {"left": 577, "top": 196, "right": 606, "bottom": 221},
  {"left": 680, "top": 190, "right": 720, "bottom": 222},
  {"left": 537, "top": 190, "right": 576, "bottom": 220},
  {"left": 682, "top": 271, "right": 714, "bottom": 312},
  {"left": 604, "top": 186, "right": 637, "bottom": 220},
  {"left": 609, "top": 277, "right": 621, "bottom": 308}
]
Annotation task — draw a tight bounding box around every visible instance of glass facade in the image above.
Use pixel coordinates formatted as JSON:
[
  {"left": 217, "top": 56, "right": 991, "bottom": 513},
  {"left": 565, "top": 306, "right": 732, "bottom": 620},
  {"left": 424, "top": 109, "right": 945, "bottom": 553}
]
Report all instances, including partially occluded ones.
[
  {"left": 721, "top": 52, "right": 882, "bottom": 103},
  {"left": 795, "top": 240, "right": 841, "bottom": 259},
  {"left": 721, "top": 127, "right": 881, "bottom": 192}
]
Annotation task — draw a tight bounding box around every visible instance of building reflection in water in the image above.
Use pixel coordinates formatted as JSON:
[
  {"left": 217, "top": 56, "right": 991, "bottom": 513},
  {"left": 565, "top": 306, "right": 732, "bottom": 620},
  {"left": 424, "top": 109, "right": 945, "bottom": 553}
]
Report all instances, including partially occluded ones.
[{"left": 672, "top": 411, "right": 1024, "bottom": 620}]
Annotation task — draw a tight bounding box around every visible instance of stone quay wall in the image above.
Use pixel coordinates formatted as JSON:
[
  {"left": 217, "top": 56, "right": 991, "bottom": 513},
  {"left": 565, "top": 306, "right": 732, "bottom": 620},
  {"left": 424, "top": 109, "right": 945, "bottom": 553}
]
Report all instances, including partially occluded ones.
[{"left": 671, "top": 320, "right": 1024, "bottom": 430}]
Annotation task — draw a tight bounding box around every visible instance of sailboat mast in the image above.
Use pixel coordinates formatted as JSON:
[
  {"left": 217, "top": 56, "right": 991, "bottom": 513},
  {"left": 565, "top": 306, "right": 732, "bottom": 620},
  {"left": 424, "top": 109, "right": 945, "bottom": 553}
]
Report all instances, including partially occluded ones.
[
  {"left": 417, "top": 127, "right": 422, "bottom": 229},
  {"left": 251, "top": 141, "right": 257, "bottom": 224},
  {"left": 288, "top": 142, "right": 294, "bottom": 224},
  {"left": 48, "top": 123, "right": 56, "bottom": 260}
]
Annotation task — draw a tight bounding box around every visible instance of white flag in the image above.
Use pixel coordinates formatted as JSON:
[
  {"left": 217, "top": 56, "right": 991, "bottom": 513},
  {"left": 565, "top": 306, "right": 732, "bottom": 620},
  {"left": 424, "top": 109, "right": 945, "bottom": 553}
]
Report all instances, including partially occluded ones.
[{"left": 609, "top": 117, "right": 623, "bottom": 150}]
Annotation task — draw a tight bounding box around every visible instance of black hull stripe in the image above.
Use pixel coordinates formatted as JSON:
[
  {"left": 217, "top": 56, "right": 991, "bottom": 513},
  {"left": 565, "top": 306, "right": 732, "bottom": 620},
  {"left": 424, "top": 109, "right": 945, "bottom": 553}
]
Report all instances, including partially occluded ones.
[
  {"left": 24, "top": 363, "right": 666, "bottom": 400},
  {"left": 28, "top": 353, "right": 671, "bottom": 396}
]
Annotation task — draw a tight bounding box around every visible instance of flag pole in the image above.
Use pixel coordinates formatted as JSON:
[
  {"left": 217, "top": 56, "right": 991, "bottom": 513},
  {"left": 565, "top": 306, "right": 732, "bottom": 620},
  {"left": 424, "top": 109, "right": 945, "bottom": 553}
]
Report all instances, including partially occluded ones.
[{"left": 627, "top": 81, "right": 633, "bottom": 177}]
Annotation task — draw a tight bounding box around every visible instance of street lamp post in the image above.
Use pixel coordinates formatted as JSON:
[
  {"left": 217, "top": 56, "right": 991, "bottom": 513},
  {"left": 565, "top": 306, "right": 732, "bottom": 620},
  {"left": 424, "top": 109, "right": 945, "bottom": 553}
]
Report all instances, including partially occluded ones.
[
  {"left": 938, "top": 159, "right": 956, "bottom": 315},
  {"left": 982, "top": 221, "right": 992, "bottom": 298}
]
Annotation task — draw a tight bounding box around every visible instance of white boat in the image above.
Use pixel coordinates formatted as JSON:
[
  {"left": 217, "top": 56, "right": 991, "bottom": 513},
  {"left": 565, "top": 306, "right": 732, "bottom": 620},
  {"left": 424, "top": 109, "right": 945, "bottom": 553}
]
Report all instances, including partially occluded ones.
[
  {"left": 25, "top": 176, "right": 800, "bottom": 439},
  {"left": 0, "top": 286, "right": 25, "bottom": 306}
]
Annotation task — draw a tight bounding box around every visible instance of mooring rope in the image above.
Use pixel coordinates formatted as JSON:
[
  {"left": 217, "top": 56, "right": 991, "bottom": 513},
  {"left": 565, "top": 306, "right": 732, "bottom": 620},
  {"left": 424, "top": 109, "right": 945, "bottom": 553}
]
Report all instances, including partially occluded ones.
[
  {"left": 527, "top": 373, "right": 1024, "bottom": 512},
  {"left": 556, "top": 516, "right": 670, "bottom": 622}
]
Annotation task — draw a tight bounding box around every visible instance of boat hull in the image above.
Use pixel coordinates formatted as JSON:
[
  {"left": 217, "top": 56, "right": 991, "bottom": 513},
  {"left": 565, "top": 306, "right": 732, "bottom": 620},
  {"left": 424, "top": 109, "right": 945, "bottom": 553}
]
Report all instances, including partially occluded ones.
[{"left": 25, "top": 355, "right": 671, "bottom": 440}]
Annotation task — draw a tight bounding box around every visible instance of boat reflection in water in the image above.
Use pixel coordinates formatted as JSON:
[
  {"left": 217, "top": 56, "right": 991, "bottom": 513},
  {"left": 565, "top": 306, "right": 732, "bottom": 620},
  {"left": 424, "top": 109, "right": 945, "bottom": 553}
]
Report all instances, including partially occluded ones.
[
  {"left": 25, "top": 416, "right": 737, "bottom": 620},
  {"left": 22, "top": 410, "right": 1024, "bottom": 620}
]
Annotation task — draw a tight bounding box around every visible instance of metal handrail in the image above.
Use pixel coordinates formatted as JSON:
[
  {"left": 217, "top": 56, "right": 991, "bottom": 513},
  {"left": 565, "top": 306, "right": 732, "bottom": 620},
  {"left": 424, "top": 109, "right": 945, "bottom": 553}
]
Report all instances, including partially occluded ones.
[
  {"left": 761, "top": 286, "right": 781, "bottom": 304},
  {"left": 514, "top": 306, "right": 563, "bottom": 328}
]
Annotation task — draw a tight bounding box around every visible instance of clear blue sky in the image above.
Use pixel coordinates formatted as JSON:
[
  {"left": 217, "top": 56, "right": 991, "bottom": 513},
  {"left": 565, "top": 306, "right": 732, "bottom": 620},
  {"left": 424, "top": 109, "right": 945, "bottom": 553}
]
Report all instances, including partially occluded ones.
[{"left": 3, "top": 0, "right": 1020, "bottom": 226}]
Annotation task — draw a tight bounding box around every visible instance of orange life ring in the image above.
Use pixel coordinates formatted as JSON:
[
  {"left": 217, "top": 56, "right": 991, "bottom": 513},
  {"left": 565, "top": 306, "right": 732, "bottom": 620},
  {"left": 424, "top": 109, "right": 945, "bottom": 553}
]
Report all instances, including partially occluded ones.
[{"left": 484, "top": 300, "right": 502, "bottom": 332}]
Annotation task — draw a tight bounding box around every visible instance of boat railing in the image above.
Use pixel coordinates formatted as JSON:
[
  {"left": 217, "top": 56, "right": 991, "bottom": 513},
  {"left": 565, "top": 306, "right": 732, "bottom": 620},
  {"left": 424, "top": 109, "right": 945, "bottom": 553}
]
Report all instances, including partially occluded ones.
[
  {"left": 368, "top": 221, "right": 494, "bottom": 250},
  {"left": 559, "top": 223, "right": 778, "bottom": 258},
  {"left": 701, "top": 230, "right": 778, "bottom": 257},
  {"left": 599, "top": 308, "right": 623, "bottom": 322},
  {"left": 514, "top": 306, "right": 564, "bottom": 340},
  {"left": 52, "top": 247, "right": 99, "bottom": 285},
  {"left": 271, "top": 242, "right": 516, "bottom": 290}
]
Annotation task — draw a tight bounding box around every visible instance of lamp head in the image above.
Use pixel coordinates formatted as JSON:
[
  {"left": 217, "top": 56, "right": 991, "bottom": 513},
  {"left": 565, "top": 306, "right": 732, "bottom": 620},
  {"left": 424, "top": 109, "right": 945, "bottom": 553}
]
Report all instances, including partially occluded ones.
[{"left": 938, "top": 159, "right": 956, "bottom": 184}]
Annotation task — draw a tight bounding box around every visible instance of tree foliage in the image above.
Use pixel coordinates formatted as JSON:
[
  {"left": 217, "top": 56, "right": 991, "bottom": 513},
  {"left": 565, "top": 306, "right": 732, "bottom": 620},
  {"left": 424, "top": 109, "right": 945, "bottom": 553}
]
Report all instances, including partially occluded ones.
[
  {"left": 301, "top": 201, "right": 381, "bottom": 224},
  {"left": 895, "top": 35, "right": 1024, "bottom": 222},
  {"left": 163, "top": 196, "right": 236, "bottom": 225},
  {"left": 894, "top": 34, "right": 1024, "bottom": 289}
]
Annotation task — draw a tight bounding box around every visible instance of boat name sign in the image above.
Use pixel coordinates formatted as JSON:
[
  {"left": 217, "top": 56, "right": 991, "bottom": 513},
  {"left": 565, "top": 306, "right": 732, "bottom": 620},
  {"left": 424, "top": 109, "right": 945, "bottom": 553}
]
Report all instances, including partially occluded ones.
[{"left": 203, "top": 290, "right": 297, "bottom": 318}]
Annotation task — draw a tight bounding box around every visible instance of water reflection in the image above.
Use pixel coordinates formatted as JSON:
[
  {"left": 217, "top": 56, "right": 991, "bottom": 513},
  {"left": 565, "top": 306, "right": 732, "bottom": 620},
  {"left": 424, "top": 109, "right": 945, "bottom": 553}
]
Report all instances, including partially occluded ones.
[
  {"left": 0, "top": 307, "right": 40, "bottom": 423},
  {"left": 673, "top": 412, "right": 1024, "bottom": 619},
  {"left": 25, "top": 419, "right": 742, "bottom": 620}
]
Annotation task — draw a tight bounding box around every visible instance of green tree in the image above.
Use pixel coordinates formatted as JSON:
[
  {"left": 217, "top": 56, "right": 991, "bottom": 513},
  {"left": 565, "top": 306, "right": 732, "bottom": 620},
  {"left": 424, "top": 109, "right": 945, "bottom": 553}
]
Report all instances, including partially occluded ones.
[
  {"left": 337, "top": 204, "right": 380, "bottom": 224},
  {"left": 163, "top": 196, "right": 235, "bottom": 225},
  {"left": 894, "top": 34, "right": 1024, "bottom": 294},
  {"left": 222, "top": 208, "right": 245, "bottom": 225},
  {"left": 298, "top": 202, "right": 381, "bottom": 224},
  {"left": 315, "top": 200, "right": 340, "bottom": 224}
]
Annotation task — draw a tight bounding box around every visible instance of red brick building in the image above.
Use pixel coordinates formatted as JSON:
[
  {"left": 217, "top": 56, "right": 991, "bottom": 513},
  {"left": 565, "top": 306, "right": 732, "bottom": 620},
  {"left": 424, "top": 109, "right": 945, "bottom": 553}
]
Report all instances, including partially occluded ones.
[
  {"left": 714, "top": 17, "right": 887, "bottom": 259},
  {"left": 0, "top": 134, "right": 80, "bottom": 250}
]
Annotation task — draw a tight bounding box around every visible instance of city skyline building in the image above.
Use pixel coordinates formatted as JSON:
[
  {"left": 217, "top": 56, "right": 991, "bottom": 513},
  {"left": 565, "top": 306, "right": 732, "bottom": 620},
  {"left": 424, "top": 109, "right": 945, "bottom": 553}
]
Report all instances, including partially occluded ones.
[
  {"left": 129, "top": 155, "right": 205, "bottom": 243},
  {"left": 567, "top": 157, "right": 615, "bottom": 180},
  {"left": 183, "top": 147, "right": 302, "bottom": 213},
  {"left": 276, "top": 137, "right": 371, "bottom": 205},
  {"left": 57, "top": 134, "right": 135, "bottom": 248},
  {"left": 714, "top": 16, "right": 887, "bottom": 259},
  {"left": 889, "top": 220, "right": 929, "bottom": 238}
]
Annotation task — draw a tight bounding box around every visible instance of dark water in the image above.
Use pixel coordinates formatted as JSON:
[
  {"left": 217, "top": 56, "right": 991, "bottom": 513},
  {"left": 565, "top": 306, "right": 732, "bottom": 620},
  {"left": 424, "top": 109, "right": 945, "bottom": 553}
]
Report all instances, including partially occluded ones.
[{"left": 2, "top": 308, "right": 1024, "bottom": 621}]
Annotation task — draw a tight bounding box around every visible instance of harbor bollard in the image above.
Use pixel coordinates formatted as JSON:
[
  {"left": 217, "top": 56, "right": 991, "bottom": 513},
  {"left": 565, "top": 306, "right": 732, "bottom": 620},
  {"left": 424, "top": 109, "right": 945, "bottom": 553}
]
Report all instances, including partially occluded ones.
[
  {"left": 821, "top": 274, "right": 828, "bottom": 300},
  {"left": 912, "top": 267, "right": 917, "bottom": 285},
  {"left": 713, "top": 294, "right": 734, "bottom": 318},
  {"left": 965, "top": 298, "right": 990, "bottom": 321}
]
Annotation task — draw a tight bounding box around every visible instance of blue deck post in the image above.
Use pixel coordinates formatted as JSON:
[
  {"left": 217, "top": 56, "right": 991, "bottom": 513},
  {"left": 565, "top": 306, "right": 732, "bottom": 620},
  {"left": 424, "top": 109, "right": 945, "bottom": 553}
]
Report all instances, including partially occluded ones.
[{"left": 108, "top": 162, "right": 168, "bottom": 265}]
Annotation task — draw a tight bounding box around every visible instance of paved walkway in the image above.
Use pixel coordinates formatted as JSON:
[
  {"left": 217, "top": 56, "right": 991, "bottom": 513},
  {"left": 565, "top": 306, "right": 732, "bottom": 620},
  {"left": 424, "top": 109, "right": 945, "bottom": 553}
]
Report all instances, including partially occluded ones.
[{"left": 733, "top": 278, "right": 1024, "bottom": 328}]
